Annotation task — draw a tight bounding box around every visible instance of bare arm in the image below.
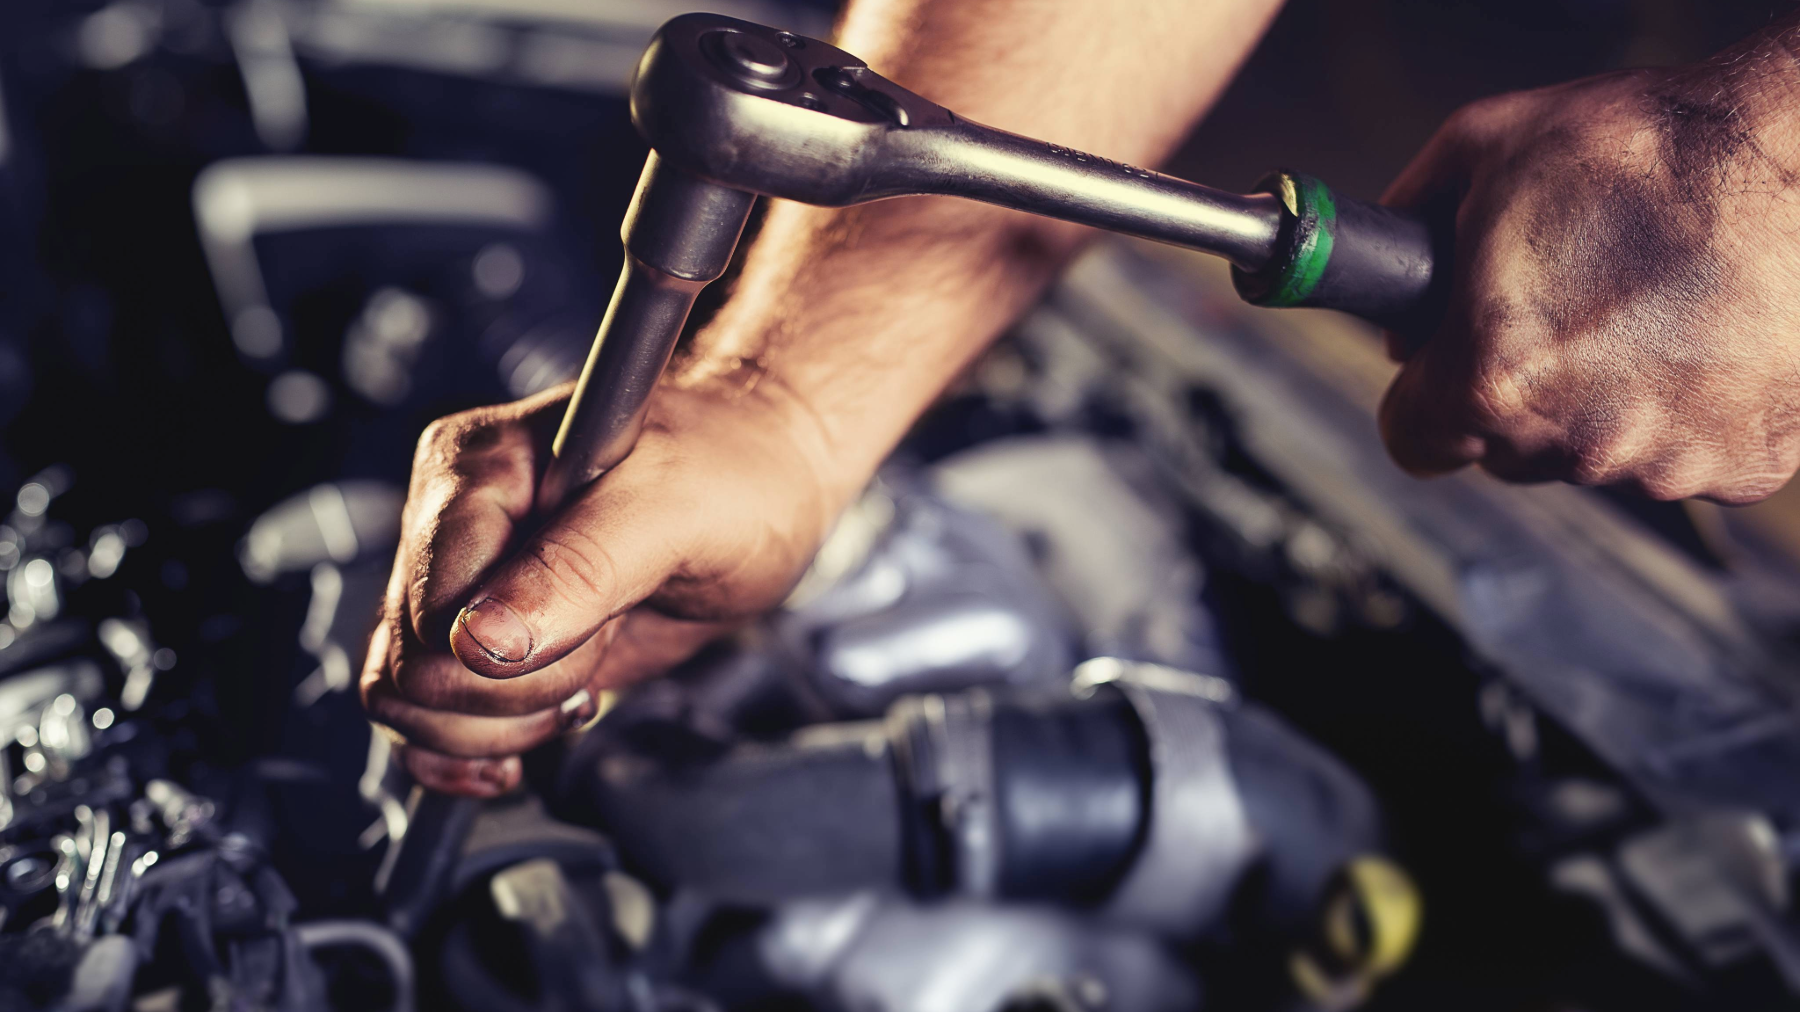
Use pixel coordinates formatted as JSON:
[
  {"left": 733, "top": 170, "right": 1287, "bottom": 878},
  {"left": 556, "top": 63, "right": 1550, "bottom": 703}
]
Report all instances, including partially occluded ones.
[
  {"left": 681, "top": 0, "right": 1285, "bottom": 482},
  {"left": 362, "top": 0, "right": 1284, "bottom": 795}
]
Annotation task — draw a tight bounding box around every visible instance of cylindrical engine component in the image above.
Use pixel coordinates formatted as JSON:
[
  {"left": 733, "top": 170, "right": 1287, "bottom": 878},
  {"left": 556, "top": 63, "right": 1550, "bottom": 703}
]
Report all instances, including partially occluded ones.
[
  {"left": 887, "top": 686, "right": 1149, "bottom": 904},
  {"left": 567, "top": 659, "right": 1389, "bottom": 942},
  {"left": 577, "top": 721, "right": 905, "bottom": 905}
]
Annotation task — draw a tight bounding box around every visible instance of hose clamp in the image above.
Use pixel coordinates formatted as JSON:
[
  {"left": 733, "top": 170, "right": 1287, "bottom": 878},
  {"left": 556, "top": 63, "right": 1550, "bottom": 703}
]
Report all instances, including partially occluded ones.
[{"left": 1075, "top": 658, "right": 1256, "bottom": 936}]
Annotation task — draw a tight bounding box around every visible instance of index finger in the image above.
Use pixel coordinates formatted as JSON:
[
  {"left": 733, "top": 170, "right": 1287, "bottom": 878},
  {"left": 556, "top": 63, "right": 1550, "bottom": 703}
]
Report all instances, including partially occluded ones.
[{"left": 400, "top": 386, "right": 570, "bottom": 646}]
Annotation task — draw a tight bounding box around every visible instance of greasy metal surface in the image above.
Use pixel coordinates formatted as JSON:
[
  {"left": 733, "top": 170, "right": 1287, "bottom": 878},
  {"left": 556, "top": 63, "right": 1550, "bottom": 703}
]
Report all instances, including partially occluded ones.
[
  {"left": 1058, "top": 241, "right": 1800, "bottom": 827},
  {"left": 632, "top": 14, "right": 1285, "bottom": 271}
]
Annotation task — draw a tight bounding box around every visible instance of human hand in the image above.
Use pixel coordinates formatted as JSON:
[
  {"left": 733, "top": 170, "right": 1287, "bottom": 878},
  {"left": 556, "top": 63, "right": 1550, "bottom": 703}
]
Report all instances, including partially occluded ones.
[
  {"left": 1378, "top": 37, "right": 1800, "bottom": 504},
  {"left": 359, "top": 379, "right": 843, "bottom": 796}
]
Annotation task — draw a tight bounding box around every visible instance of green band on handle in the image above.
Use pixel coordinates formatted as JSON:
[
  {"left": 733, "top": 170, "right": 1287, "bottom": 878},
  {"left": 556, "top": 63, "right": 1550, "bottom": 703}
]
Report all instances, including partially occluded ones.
[
  {"left": 1232, "top": 168, "right": 1440, "bottom": 329},
  {"left": 1261, "top": 173, "right": 1337, "bottom": 308}
]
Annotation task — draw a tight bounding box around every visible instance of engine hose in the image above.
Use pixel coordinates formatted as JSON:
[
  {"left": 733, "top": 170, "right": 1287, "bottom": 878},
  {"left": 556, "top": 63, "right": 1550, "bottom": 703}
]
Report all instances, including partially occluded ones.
[
  {"left": 294, "top": 919, "right": 416, "bottom": 1012},
  {"left": 569, "top": 658, "right": 1392, "bottom": 941}
]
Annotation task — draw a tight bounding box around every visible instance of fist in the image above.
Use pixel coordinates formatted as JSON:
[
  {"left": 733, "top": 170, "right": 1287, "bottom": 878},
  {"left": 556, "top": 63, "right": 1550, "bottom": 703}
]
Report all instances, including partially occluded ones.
[
  {"left": 1380, "top": 56, "right": 1800, "bottom": 504},
  {"left": 360, "top": 380, "right": 841, "bottom": 795}
]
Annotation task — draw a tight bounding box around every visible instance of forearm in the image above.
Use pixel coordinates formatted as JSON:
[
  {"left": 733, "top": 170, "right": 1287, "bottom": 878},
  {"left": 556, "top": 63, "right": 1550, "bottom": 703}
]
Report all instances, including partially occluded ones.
[
  {"left": 672, "top": 0, "right": 1283, "bottom": 494},
  {"left": 1694, "top": 10, "right": 1800, "bottom": 118}
]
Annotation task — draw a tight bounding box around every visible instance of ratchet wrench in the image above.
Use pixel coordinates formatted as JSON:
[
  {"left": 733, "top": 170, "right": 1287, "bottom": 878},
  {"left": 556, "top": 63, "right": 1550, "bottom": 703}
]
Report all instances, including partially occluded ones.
[{"left": 385, "top": 12, "right": 1447, "bottom": 931}]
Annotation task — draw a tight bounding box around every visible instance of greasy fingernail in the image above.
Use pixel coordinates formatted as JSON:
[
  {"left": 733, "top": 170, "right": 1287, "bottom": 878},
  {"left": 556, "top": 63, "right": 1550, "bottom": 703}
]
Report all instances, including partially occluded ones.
[
  {"left": 457, "top": 598, "right": 532, "bottom": 663},
  {"left": 560, "top": 688, "right": 596, "bottom": 730}
]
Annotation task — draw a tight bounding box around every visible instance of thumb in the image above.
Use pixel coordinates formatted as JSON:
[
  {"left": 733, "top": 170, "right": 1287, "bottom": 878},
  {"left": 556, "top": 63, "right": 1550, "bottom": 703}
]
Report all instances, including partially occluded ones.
[{"left": 449, "top": 470, "right": 694, "bottom": 679}]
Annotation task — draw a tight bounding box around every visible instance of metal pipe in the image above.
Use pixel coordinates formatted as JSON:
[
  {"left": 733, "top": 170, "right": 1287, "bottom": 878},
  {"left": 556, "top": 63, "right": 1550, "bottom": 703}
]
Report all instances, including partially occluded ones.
[
  {"left": 540, "top": 152, "right": 755, "bottom": 507},
  {"left": 882, "top": 120, "right": 1286, "bottom": 271}
]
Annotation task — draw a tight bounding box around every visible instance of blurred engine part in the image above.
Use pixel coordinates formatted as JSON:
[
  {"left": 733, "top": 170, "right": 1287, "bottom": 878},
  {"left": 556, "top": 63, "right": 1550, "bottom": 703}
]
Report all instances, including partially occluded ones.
[
  {"left": 0, "top": 774, "right": 416, "bottom": 1012},
  {"left": 192, "top": 157, "right": 550, "bottom": 369},
  {"left": 932, "top": 435, "right": 1232, "bottom": 678},
  {"left": 239, "top": 480, "right": 404, "bottom": 584},
  {"left": 7, "top": 0, "right": 1800, "bottom": 1007},
  {"left": 569, "top": 659, "right": 1401, "bottom": 949},
  {"left": 242, "top": 0, "right": 830, "bottom": 105},
  {"left": 779, "top": 475, "right": 1075, "bottom": 718},
  {"left": 0, "top": 662, "right": 110, "bottom": 834},
  {"left": 583, "top": 475, "right": 1080, "bottom": 755},
  {"left": 994, "top": 245, "right": 1800, "bottom": 1005},
  {"left": 739, "top": 865, "right": 1415, "bottom": 1012},
  {"left": 237, "top": 480, "right": 401, "bottom": 711},
  {"left": 0, "top": 472, "right": 417, "bottom": 1012},
  {"left": 191, "top": 153, "right": 606, "bottom": 443},
  {"left": 754, "top": 893, "right": 1202, "bottom": 1012}
]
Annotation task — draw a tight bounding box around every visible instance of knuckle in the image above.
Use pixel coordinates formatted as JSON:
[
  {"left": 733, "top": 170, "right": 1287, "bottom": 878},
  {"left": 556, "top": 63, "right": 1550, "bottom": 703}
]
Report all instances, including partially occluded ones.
[
  {"left": 414, "top": 412, "right": 469, "bottom": 462},
  {"left": 1442, "top": 99, "right": 1491, "bottom": 139},
  {"left": 358, "top": 670, "right": 381, "bottom": 708},
  {"left": 526, "top": 529, "right": 620, "bottom": 609},
  {"left": 1445, "top": 93, "right": 1523, "bottom": 143},
  {"left": 358, "top": 654, "right": 390, "bottom": 704},
  {"left": 1704, "top": 468, "right": 1793, "bottom": 506},
  {"left": 362, "top": 685, "right": 407, "bottom": 729},
  {"left": 361, "top": 619, "right": 397, "bottom": 678},
  {"left": 1567, "top": 436, "right": 1632, "bottom": 486},
  {"left": 1708, "top": 484, "right": 1779, "bottom": 506},
  {"left": 1464, "top": 365, "right": 1528, "bottom": 432},
  {"left": 386, "top": 658, "right": 437, "bottom": 708},
  {"left": 1627, "top": 458, "right": 1705, "bottom": 501},
  {"left": 414, "top": 408, "right": 509, "bottom": 474},
  {"left": 1637, "top": 475, "right": 1694, "bottom": 502}
]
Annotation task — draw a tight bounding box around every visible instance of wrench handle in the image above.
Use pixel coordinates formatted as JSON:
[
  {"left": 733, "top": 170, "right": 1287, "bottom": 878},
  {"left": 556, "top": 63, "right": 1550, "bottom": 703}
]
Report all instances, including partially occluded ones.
[{"left": 1229, "top": 171, "right": 1448, "bottom": 340}]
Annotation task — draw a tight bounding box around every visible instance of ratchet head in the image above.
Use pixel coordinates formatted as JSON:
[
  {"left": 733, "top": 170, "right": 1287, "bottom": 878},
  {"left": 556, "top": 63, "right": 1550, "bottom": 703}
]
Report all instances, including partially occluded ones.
[{"left": 631, "top": 15, "right": 949, "bottom": 207}]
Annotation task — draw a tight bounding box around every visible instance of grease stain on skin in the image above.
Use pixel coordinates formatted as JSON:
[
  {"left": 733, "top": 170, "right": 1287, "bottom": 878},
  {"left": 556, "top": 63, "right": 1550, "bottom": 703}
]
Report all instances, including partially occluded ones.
[{"left": 1518, "top": 100, "right": 1729, "bottom": 343}]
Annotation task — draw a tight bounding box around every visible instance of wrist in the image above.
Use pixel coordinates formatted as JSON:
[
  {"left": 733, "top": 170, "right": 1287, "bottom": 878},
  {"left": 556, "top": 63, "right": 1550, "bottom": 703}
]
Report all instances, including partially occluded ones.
[
  {"left": 1658, "top": 18, "right": 1800, "bottom": 183},
  {"left": 666, "top": 359, "right": 871, "bottom": 529}
]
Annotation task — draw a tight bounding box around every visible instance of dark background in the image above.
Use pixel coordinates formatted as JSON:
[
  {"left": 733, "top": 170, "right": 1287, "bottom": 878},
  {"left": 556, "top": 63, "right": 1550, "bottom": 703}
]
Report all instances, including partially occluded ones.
[{"left": 1182, "top": 0, "right": 1791, "bottom": 196}]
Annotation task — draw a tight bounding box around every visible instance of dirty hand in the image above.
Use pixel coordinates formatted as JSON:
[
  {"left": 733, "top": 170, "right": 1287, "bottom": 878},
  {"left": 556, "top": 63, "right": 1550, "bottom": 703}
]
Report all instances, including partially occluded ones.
[
  {"left": 1379, "top": 29, "right": 1800, "bottom": 504},
  {"left": 359, "top": 381, "right": 841, "bottom": 796}
]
